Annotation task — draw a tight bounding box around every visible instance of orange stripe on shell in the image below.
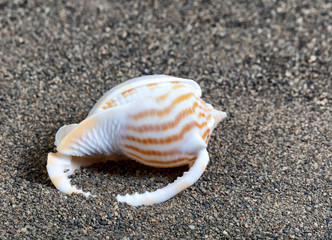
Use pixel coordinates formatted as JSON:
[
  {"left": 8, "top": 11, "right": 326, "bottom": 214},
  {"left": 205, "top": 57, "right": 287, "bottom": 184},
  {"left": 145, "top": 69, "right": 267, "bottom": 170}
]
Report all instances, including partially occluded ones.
[
  {"left": 124, "top": 121, "right": 206, "bottom": 145},
  {"left": 127, "top": 102, "right": 211, "bottom": 133},
  {"left": 125, "top": 151, "right": 197, "bottom": 167},
  {"left": 102, "top": 99, "right": 117, "bottom": 110},
  {"left": 121, "top": 88, "right": 136, "bottom": 98},
  {"left": 122, "top": 144, "right": 184, "bottom": 157},
  {"left": 155, "top": 92, "right": 170, "bottom": 102},
  {"left": 132, "top": 92, "right": 194, "bottom": 120},
  {"left": 202, "top": 128, "right": 210, "bottom": 141},
  {"left": 147, "top": 83, "right": 159, "bottom": 90}
]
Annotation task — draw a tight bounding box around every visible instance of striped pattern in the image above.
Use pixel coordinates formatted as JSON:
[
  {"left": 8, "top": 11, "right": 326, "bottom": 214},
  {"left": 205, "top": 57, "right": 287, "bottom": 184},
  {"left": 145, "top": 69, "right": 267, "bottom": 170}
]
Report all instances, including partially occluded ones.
[
  {"left": 118, "top": 82, "right": 215, "bottom": 168},
  {"left": 102, "top": 99, "right": 117, "bottom": 109},
  {"left": 87, "top": 75, "right": 202, "bottom": 117},
  {"left": 47, "top": 75, "right": 227, "bottom": 206}
]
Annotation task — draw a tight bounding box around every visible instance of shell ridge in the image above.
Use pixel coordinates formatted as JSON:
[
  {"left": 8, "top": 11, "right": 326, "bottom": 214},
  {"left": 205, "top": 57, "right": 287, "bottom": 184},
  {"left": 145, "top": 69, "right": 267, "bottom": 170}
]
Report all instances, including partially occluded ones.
[
  {"left": 83, "top": 130, "right": 100, "bottom": 155},
  {"left": 65, "top": 137, "right": 93, "bottom": 156},
  {"left": 57, "top": 103, "right": 131, "bottom": 156},
  {"left": 75, "top": 127, "right": 105, "bottom": 156}
]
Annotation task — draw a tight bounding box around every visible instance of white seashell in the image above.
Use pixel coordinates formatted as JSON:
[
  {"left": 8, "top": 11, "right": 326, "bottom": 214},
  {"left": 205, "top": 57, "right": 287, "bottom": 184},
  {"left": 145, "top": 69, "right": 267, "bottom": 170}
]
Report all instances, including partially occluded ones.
[{"left": 46, "top": 75, "right": 227, "bottom": 206}]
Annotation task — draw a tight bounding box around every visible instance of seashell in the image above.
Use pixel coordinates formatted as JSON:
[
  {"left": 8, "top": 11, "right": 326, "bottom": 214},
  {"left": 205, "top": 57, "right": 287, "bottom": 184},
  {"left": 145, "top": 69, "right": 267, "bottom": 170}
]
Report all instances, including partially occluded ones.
[{"left": 46, "top": 75, "right": 227, "bottom": 206}]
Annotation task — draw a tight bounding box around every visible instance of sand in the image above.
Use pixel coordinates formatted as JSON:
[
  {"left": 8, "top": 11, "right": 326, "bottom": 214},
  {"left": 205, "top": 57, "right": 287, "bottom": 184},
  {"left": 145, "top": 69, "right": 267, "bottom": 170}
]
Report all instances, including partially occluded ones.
[{"left": 0, "top": 0, "right": 331, "bottom": 239}]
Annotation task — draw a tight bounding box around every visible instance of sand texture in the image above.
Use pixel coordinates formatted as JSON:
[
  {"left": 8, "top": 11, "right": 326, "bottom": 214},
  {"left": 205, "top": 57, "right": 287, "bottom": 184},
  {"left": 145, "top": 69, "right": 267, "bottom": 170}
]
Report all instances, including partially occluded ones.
[{"left": 0, "top": 0, "right": 331, "bottom": 239}]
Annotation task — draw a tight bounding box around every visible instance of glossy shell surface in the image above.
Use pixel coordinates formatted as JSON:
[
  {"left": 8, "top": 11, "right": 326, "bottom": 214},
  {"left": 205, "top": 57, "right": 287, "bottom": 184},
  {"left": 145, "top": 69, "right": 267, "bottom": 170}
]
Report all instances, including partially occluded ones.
[{"left": 47, "top": 75, "right": 227, "bottom": 206}]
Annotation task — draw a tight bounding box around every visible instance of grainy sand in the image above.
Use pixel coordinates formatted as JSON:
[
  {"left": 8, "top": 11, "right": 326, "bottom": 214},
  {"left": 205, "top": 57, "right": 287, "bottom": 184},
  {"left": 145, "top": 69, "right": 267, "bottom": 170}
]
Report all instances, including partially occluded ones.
[{"left": 0, "top": 0, "right": 331, "bottom": 239}]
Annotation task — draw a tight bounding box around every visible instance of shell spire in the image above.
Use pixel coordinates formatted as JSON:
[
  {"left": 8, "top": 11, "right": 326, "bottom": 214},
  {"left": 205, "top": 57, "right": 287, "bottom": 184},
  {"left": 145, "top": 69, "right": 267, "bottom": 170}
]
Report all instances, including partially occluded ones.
[
  {"left": 212, "top": 109, "right": 227, "bottom": 127},
  {"left": 46, "top": 75, "right": 227, "bottom": 206}
]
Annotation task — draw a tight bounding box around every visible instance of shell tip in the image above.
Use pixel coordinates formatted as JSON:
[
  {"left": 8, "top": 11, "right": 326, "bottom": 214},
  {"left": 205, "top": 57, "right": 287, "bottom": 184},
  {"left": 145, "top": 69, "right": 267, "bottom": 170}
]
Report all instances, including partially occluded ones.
[{"left": 213, "top": 110, "right": 227, "bottom": 125}]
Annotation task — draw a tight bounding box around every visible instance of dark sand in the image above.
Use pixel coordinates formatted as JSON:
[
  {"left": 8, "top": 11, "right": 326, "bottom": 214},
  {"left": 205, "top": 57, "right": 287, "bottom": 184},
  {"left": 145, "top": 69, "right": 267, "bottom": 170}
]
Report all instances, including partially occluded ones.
[{"left": 0, "top": 0, "right": 331, "bottom": 239}]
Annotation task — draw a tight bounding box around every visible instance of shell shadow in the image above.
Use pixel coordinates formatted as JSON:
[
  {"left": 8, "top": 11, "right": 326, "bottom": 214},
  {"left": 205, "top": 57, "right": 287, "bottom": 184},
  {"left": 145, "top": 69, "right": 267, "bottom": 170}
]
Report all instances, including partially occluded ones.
[
  {"left": 19, "top": 128, "right": 58, "bottom": 188},
  {"left": 21, "top": 125, "right": 189, "bottom": 192},
  {"left": 69, "top": 158, "right": 190, "bottom": 196}
]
